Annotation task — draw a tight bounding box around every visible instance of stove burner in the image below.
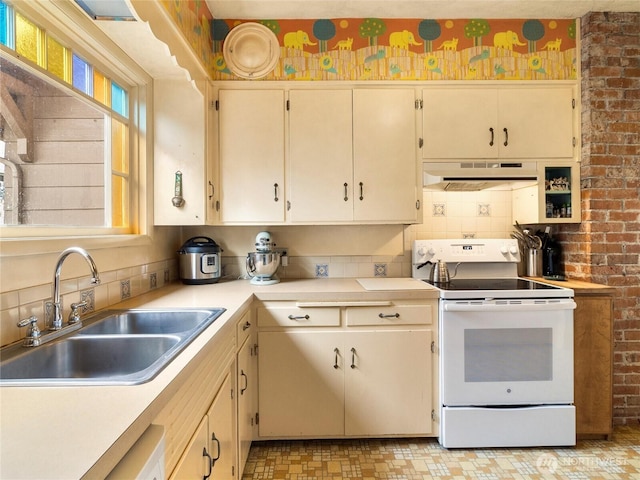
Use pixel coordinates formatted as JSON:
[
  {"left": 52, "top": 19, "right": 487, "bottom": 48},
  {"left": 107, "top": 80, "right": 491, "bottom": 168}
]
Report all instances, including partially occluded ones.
[{"left": 422, "top": 278, "right": 561, "bottom": 291}]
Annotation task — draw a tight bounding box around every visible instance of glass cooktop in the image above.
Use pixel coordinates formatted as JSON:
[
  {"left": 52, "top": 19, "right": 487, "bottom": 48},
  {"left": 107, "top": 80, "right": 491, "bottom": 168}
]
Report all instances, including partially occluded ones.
[{"left": 422, "top": 278, "right": 561, "bottom": 291}]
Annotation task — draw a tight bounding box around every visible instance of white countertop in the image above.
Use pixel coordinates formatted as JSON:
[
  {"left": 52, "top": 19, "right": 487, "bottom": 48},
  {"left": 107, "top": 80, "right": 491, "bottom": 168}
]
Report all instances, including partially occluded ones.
[{"left": 0, "top": 278, "right": 438, "bottom": 479}]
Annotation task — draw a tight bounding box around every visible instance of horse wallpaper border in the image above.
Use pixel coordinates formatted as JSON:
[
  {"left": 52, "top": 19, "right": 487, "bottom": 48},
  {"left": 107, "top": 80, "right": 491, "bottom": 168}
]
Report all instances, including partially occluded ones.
[{"left": 160, "top": 1, "right": 577, "bottom": 81}]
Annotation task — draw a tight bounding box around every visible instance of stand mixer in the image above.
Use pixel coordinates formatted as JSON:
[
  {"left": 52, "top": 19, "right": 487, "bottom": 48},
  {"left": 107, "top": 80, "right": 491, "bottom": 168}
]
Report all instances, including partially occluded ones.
[{"left": 246, "top": 231, "right": 281, "bottom": 285}]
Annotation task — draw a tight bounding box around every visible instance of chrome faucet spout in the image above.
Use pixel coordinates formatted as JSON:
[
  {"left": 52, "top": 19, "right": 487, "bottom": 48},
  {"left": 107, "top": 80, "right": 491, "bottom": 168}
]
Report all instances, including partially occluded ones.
[{"left": 51, "top": 247, "right": 100, "bottom": 330}]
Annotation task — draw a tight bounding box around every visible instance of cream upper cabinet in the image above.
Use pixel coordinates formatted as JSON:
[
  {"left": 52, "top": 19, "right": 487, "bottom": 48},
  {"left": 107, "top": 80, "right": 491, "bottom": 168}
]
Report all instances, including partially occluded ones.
[
  {"left": 288, "top": 88, "right": 420, "bottom": 224},
  {"left": 353, "top": 89, "right": 420, "bottom": 223},
  {"left": 288, "top": 89, "right": 354, "bottom": 222},
  {"left": 422, "top": 86, "right": 575, "bottom": 160},
  {"left": 512, "top": 161, "right": 581, "bottom": 224},
  {"left": 154, "top": 79, "right": 216, "bottom": 225},
  {"left": 218, "top": 89, "right": 286, "bottom": 224}
]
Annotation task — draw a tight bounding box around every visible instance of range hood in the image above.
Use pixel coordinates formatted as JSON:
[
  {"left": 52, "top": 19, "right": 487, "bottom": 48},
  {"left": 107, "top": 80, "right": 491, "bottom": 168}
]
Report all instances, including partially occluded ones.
[{"left": 423, "top": 161, "right": 538, "bottom": 191}]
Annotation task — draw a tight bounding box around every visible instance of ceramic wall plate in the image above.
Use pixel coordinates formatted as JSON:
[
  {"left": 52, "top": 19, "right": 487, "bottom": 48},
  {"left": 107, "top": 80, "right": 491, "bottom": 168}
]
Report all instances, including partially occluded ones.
[{"left": 223, "top": 23, "right": 280, "bottom": 79}]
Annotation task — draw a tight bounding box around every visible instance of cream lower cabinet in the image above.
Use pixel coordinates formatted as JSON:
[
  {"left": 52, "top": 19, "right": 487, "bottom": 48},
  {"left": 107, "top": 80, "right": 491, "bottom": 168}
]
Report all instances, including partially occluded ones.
[
  {"left": 170, "top": 373, "right": 235, "bottom": 480},
  {"left": 257, "top": 302, "right": 436, "bottom": 438},
  {"left": 236, "top": 314, "right": 257, "bottom": 477}
]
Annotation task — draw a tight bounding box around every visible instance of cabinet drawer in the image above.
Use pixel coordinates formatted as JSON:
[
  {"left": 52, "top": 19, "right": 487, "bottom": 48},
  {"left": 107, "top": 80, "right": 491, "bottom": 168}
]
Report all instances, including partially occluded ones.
[
  {"left": 346, "top": 304, "right": 433, "bottom": 326},
  {"left": 257, "top": 306, "right": 340, "bottom": 327},
  {"left": 237, "top": 311, "right": 253, "bottom": 347}
]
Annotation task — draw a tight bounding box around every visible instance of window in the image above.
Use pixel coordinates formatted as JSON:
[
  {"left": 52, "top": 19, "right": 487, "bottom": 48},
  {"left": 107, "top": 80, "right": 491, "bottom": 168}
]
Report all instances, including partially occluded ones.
[{"left": 0, "top": 1, "right": 137, "bottom": 232}]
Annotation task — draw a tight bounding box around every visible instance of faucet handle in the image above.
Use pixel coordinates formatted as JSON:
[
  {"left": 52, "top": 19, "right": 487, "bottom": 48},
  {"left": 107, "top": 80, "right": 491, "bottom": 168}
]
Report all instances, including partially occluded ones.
[
  {"left": 69, "top": 301, "right": 88, "bottom": 324},
  {"left": 17, "top": 316, "right": 41, "bottom": 347}
]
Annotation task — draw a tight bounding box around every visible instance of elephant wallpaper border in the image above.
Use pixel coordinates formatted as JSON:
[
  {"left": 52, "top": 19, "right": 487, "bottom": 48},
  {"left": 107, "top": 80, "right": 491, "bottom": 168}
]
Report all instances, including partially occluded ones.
[{"left": 160, "top": 2, "right": 577, "bottom": 81}]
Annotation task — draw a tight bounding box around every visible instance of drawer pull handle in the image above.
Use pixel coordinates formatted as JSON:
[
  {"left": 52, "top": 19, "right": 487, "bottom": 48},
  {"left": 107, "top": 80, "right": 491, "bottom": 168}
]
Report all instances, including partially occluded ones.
[
  {"left": 489, "top": 127, "right": 494, "bottom": 146},
  {"left": 242, "top": 321, "right": 251, "bottom": 331},
  {"left": 503, "top": 127, "right": 509, "bottom": 146},
  {"left": 378, "top": 313, "right": 400, "bottom": 318},
  {"left": 288, "top": 314, "right": 310, "bottom": 321},
  {"left": 350, "top": 347, "right": 357, "bottom": 369},
  {"left": 334, "top": 348, "right": 340, "bottom": 369}
]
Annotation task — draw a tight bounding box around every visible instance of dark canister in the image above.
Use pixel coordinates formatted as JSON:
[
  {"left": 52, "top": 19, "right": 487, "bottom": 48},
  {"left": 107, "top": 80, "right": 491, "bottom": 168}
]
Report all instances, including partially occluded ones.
[
  {"left": 543, "top": 238, "right": 564, "bottom": 280},
  {"left": 177, "top": 236, "right": 222, "bottom": 284}
]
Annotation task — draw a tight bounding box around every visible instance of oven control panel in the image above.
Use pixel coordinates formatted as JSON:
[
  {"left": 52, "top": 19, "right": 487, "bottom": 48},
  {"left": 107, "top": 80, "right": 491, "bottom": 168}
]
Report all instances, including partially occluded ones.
[{"left": 413, "top": 239, "right": 520, "bottom": 266}]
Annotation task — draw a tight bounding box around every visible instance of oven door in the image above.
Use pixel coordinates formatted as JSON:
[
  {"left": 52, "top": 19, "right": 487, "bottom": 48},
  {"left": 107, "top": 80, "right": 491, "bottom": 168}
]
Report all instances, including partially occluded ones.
[{"left": 440, "top": 298, "right": 575, "bottom": 406}]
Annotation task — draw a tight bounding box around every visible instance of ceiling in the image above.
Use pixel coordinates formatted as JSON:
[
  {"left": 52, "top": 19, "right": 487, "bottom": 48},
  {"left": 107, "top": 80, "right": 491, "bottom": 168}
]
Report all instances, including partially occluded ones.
[{"left": 204, "top": 0, "right": 640, "bottom": 19}]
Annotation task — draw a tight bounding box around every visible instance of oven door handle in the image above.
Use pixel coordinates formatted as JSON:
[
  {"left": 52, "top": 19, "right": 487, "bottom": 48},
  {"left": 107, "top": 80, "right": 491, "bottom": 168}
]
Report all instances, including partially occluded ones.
[{"left": 443, "top": 301, "right": 576, "bottom": 312}]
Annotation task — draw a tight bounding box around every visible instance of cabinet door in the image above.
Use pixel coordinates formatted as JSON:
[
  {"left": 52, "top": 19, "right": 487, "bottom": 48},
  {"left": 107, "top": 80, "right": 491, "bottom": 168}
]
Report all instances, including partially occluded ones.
[
  {"left": 258, "top": 331, "right": 344, "bottom": 437},
  {"left": 169, "top": 416, "right": 210, "bottom": 480},
  {"left": 154, "top": 79, "right": 207, "bottom": 225},
  {"left": 512, "top": 162, "right": 581, "bottom": 224},
  {"left": 289, "top": 89, "right": 353, "bottom": 222},
  {"left": 208, "top": 374, "right": 235, "bottom": 480},
  {"left": 422, "top": 88, "right": 497, "bottom": 159},
  {"left": 499, "top": 87, "right": 574, "bottom": 158},
  {"left": 353, "top": 89, "right": 419, "bottom": 222},
  {"left": 237, "top": 336, "right": 257, "bottom": 474},
  {"left": 219, "top": 90, "right": 285, "bottom": 223},
  {"left": 344, "top": 330, "right": 433, "bottom": 436},
  {"left": 206, "top": 82, "right": 220, "bottom": 224}
]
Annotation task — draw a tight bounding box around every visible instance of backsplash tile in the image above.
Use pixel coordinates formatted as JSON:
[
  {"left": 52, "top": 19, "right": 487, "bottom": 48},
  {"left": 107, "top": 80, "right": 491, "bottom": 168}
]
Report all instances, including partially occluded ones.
[
  {"left": 120, "top": 280, "right": 131, "bottom": 300},
  {"left": 374, "top": 263, "right": 387, "bottom": 277},
  {"left": 0, "top": 259, "right": 178, "bottom": 348},
  {"left": 315, "top": 264, "right": 329, "bottom": 278}
]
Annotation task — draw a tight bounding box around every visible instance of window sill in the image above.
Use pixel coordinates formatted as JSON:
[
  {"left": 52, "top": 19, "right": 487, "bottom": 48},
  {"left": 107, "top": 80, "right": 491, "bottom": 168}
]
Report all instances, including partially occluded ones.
[{"left": 0, "top": 232, "right": 152, "bottom": 257}]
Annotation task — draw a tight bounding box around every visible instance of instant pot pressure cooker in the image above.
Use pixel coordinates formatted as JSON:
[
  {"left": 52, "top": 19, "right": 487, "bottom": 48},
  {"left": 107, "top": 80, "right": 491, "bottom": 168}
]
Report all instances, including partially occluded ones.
[{"left": 177, "top": 237, "right": 222, "bottom": 284}]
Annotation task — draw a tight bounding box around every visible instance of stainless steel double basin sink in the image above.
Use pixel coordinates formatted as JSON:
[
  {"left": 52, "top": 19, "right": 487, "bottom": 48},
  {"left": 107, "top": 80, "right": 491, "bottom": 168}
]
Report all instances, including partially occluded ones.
[{"left": 0, "top": 308, "right": 225, "bottom": 386}]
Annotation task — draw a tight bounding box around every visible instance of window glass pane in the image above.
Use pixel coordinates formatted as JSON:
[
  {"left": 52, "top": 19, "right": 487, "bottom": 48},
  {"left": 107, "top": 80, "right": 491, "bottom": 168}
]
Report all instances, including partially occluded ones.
[
  {"left": 111, "top": 118, "right": 128, "bottom": 174},
  {"left": 15, "top": 13, "right": 39, "bottom": 64},
  {"left": 72, "top": 54, "right": 92, "bottom": 95},
  {"left": 111, "top": 174, "right": 128, "bottom": 228},
  {"left": 0, "top": 1, "right": 14, "bottom": 48},
  {"left": 0, "top": 56, "right": 112, "bottom": 227},
  {"left": 93, "top": 69, "right": 110, "bottom": 106},
  {"left": 111, "top": 82, "right": 128, "bottom": 118},
  {"left": 46, "top": 36, "right": 69, "bottom": 81}
]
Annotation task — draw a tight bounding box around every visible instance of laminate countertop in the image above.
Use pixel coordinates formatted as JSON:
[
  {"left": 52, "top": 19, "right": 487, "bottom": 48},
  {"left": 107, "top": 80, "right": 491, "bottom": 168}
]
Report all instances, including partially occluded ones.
[
  {"left": 527, "top": 277, "right": 616, "bottom": 294},
  {"left": 0, "top": 278, "right": 439, "bottom": 479}
]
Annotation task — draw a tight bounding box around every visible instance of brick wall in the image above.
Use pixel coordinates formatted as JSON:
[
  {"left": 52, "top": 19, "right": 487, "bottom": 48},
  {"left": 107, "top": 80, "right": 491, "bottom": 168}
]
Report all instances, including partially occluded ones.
[{"left": 556, "top": 12, "right": 640, "bottom": 425}]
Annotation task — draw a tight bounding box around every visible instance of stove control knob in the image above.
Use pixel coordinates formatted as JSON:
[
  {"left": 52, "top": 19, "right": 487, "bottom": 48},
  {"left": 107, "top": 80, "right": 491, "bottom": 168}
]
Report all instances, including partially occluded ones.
[
  {"left": 500, "top": 245, "right": 509, "bottom": 255},
  {"left": 417, "top": 246, "right": 435, "bottom": 258},
  {"left": 509, "top": 245, "right": 519, "bottom": 255}
]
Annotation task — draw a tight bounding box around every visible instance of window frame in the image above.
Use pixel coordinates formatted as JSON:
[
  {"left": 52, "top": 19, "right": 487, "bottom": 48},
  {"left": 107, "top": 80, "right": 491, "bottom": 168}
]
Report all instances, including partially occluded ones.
[{"left": 0, "top": 0, "right": 152, "bottom": 250}]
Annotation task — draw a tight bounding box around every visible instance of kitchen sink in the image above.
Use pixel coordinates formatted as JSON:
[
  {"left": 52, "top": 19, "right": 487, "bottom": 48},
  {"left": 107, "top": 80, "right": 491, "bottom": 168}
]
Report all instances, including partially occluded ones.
[
  {"left": 79, "top": 309, "right": 222, "bottom": 335},
  {"left": 0, "top": 308, "right": 225, "bottom": 386}
]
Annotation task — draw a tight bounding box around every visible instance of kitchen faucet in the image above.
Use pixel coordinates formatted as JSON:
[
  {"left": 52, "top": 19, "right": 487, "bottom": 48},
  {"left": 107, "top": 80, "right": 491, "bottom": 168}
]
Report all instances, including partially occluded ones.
[{"left": 51, "top": 247, "right": 101, "bottom": 330}]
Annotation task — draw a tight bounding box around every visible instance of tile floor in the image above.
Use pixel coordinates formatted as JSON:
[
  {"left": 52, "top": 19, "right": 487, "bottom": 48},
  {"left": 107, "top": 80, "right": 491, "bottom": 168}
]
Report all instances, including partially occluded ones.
[{"left": 242, "top": 426, "right": 640, "bottom": 479}]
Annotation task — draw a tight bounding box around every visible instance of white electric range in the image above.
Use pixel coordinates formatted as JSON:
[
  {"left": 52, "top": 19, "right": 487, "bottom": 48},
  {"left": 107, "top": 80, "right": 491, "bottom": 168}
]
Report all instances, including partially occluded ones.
[{"left": 412, "top": 238, "right": 576, "bottom": 448}]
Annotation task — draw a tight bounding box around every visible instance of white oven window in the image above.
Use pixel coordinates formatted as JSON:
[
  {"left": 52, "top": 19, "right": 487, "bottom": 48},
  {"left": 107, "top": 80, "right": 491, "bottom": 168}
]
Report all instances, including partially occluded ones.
[{"left": 464, "top": 328, "right": 553, "bottom": 382}]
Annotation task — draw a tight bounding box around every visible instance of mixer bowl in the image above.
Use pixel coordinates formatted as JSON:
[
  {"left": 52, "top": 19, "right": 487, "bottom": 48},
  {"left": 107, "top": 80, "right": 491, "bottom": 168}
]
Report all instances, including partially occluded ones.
[{"left": 247, "top": 252, "right": 281, "bottom": 281}]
